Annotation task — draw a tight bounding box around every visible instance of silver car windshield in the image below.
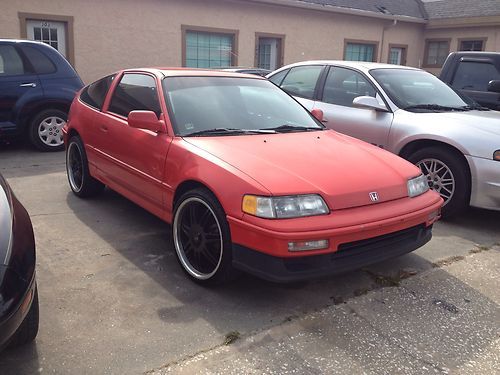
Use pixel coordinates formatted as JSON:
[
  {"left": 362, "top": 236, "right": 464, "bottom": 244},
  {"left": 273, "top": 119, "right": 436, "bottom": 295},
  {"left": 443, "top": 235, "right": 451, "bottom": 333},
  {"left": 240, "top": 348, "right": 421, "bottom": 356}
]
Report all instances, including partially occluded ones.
[
  {"left": 163, "top": 77, "right": 323, "bottom": 136},
  {"left": 370, "top": 69, "right": 470, "bottom": 111}
]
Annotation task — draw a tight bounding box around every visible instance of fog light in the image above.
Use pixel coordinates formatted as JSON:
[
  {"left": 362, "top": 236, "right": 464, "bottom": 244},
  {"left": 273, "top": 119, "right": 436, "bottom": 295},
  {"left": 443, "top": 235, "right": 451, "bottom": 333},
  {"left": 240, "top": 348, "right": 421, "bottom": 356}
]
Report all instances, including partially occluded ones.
[{"left": 288, "top": 239, "right": 329, "bottom": 252}]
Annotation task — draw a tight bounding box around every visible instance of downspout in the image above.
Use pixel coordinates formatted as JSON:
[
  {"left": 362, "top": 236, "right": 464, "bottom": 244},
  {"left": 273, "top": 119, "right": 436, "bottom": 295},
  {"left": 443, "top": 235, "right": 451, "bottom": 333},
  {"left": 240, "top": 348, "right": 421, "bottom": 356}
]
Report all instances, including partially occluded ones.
[{"left": 380, "top": 19, "right": 398, "bottom": 62}]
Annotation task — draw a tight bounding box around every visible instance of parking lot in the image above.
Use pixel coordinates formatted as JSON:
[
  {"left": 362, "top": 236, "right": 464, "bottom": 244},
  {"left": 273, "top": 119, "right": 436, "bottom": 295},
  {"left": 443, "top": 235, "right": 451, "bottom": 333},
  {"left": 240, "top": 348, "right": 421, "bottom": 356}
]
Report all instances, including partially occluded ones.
[{"left": 0, "top": 143, "right": 499, "bottom": 374}]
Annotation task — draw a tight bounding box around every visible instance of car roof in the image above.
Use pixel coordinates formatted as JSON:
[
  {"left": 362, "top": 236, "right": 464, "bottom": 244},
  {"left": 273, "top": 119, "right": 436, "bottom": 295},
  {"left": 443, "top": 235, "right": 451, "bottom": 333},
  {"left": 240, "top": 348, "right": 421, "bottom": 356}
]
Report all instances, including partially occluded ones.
[
  {"left": 0, "top": 38, "right": 51, "bottom": 47},
  {"left": 120, "top": 67, "right": 266, "bottom": 79},
  {"left": 274, "top": 60, "right": 421, "bottom": 74}
]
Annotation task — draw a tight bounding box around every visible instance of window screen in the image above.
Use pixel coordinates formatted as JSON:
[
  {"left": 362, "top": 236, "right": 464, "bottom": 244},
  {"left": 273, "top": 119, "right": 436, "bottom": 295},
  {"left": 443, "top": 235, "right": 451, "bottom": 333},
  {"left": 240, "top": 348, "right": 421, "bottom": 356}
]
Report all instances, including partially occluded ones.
[
  {"left": 280, "top": 65, "right": 323, "bottom": 99},
  {"left": 452, "top": 62, "right": 500, "bottom": 91},
  {"left": 80, "top": 75, "right": 116, "bottom": 110},
  {"left": 345, "top": 43, "right": 375, "bottom": 62},
  {"left": 108, "top": 74, "right": 161, "bottom": 117},
  {"left": 185, "top": 31, "right": 233, "bottom": 68},
  {"left": 0, "top": 45, "right": 25, "bottom": 76}
]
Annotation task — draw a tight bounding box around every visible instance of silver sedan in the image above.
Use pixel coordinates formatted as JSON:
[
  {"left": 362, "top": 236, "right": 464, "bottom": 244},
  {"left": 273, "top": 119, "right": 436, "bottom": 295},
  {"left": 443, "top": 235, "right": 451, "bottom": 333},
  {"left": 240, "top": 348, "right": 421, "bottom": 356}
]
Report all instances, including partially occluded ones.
[{"left": 268, "top": 61, "right": 500, "bottom": 218}]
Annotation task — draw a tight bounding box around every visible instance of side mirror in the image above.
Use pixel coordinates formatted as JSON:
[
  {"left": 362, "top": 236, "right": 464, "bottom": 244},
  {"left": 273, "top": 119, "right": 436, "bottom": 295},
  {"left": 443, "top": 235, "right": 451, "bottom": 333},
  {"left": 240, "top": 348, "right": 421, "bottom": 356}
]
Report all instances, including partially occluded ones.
[
  {"left": 487, "top": 80, "right": 500, "bottom": 93},
  {"left": 353, "top": 96, "right": 389, "bottom": 112},
  {"left": 310, "top": 109, "right": 324, "bottom": 122},
  {"left": 128, "top": 110, "right": 164, "bottom": 132}
]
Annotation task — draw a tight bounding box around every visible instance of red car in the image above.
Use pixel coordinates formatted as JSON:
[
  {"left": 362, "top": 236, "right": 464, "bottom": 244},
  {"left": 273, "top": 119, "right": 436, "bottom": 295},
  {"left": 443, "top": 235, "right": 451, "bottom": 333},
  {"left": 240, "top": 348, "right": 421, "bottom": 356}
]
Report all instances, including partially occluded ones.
[{"left": 63, "top": 68, "right": 442, "bottom": 284}]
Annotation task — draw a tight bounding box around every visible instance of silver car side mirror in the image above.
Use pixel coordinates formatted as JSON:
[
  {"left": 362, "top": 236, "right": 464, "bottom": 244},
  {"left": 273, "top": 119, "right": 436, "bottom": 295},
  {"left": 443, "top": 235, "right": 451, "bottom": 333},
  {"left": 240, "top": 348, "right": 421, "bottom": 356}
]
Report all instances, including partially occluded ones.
[{"left": 353, "top": 96, "right": 389, "bottom": 112}]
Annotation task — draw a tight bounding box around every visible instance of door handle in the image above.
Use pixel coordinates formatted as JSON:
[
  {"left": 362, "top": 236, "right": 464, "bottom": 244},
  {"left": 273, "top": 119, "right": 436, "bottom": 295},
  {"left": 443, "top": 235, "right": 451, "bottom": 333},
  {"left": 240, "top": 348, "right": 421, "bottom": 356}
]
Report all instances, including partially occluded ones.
[{"left": 20, "top": 83, "right": 37, "bottom": 88}]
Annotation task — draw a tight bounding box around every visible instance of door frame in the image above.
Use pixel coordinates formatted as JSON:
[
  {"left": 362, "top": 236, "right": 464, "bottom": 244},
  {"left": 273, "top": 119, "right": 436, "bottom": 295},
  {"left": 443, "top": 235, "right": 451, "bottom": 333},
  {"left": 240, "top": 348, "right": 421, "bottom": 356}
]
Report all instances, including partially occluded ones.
[
  {"left": 18, "top": 12, "right": 75, "bottom": 66},
  {"left": 387, "top": 44, "right": 408, "bottom": 66}
]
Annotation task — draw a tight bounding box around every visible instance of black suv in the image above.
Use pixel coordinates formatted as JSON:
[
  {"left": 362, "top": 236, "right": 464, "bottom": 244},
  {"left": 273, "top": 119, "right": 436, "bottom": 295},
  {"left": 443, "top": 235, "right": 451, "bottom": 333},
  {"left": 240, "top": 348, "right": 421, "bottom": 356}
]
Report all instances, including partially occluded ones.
[
  {"left": 0, "top": 39, "right": 83, "bottom": 151},
  {"left": 440, "top": 52, "right": 500, "bottom": 111}
]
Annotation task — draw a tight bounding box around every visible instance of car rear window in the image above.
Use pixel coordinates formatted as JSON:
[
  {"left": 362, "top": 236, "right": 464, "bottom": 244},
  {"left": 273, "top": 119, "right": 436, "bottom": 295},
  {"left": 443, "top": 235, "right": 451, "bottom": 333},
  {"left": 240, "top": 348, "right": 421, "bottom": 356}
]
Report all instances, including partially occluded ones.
[
  {"left": 80, "top": 75, "right": 116, "bottom": 110},
  {"left": 20, "top": 46, "right": 56, "bottom": 74}
]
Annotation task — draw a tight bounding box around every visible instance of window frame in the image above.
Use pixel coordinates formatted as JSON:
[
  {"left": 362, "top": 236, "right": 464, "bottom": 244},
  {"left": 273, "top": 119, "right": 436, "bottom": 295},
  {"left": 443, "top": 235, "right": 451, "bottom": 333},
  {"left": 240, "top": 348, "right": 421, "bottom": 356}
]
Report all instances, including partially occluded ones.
[
  {"left": 79, "top": 74, "right": 117, "bottom": 112},
  {"left": 106, "top": 72, "right": 162, "bottom": 120},
  {"left": 18, "top": 12, "right": 75, "bottom": 66},
  {"left": 457, "top": 38, "right": 487, "bottom": 52},
  {"left": 0, "top": 44, "right": 32, "bottom": 77},
  {"left": 343, "top": 39, "right": 379, "bottom": 62},
  {"left": 423, "top": 38, "right": 451, "bottom": 68},
  {"left": 181, "top": 25, "right": 239, "bottom": 68}
]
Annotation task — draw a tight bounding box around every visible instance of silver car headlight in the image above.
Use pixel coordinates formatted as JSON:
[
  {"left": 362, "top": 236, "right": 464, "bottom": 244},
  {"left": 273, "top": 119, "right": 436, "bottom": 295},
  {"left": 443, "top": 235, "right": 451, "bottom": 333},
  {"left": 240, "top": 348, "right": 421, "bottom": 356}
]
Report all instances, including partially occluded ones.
[
  {"left": 407, "top": 174, "right": 429, "bottom": 198},
  {"left": 242, "top": 194, "right": 329, "bottom": 219}
]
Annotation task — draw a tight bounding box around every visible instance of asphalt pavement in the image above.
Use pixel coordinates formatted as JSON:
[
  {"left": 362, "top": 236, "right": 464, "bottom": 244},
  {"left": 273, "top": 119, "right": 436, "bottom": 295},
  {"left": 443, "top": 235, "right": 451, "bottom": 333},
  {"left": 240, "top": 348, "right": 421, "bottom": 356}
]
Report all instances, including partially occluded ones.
[{"left": 0, "top": 143, "right": 498, "bottom": 375}]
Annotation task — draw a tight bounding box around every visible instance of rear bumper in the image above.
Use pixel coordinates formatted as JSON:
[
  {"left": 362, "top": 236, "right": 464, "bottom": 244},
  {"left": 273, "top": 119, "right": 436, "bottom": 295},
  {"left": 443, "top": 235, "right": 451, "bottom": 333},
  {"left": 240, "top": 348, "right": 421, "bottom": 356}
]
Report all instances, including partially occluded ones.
[
  {"left": 232, "top": 224, "right": 432, "bottom": 283},
  {"left": 467, "top": 155, "right": 500, "bottom": 211}
]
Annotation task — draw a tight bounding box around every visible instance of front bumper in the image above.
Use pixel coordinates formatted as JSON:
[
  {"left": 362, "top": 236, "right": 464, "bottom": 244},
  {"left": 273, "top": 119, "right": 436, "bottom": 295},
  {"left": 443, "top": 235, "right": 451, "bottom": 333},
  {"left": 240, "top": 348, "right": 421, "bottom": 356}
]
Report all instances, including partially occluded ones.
[
  {"left": 233, "top": 224, "right": 432, "bottom": 283},
  {"left": 228, "top": 191, "right": 442, "bottom": 282},
  {"left": 467, "top": 155, "right": 500, "bottom": 211}
]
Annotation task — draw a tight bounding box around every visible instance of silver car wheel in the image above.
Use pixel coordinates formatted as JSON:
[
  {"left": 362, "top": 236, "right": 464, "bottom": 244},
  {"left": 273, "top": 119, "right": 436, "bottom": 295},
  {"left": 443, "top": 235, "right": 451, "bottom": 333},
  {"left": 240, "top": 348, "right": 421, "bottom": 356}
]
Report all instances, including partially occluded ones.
[
  {"left": 416, "top": 158, "right": 455, "bottom": 206},
  {"left": 38, "top": 116, "right": 65, "bottom": 147},
  {"left": 173, "top": 197, "right": 224, "bottom": 280}
]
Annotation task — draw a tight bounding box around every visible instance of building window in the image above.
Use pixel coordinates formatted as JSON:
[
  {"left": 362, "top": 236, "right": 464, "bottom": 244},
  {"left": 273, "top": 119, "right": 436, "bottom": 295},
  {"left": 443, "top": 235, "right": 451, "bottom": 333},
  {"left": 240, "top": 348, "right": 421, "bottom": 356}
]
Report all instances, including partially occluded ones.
[
  {"left": 344, "top": 42, "right": 377, "bottom": 62},
  {"left": 459, "top": 39, "right": 485, "bottom": 51},
  {"left": 183, "top": 28, "right": 236, "bottom": 68},
  {"left": 424, "top": 40, "right": 450, "bottom": 67},
  {"left": 388, "top": 45, "right": 407, "bottom": 65}
]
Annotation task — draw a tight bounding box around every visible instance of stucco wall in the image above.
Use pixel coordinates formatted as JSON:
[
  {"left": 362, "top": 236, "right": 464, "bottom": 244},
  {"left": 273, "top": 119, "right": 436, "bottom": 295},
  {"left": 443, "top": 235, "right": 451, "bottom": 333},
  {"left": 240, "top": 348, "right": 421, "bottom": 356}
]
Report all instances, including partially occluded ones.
[
  {"left": 423, "top": 25, "right": 500, "bottom": 75},
  {"left": 1, "top": 0, "right": 425, "bottom": 83}
]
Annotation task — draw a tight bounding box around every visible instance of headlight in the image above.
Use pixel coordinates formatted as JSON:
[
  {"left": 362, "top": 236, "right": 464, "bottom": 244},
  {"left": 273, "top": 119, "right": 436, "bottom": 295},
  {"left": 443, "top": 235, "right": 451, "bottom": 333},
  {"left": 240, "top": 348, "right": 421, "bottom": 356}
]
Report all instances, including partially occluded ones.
[
  {"left": 407, "top": 174, "right": 429, "bottom": 198},
  {"left": 494, "top": 150, "right": 500, "bottom": 161},
  {"left": 242, "top": 194, "right": 329, "bottom": 219}
]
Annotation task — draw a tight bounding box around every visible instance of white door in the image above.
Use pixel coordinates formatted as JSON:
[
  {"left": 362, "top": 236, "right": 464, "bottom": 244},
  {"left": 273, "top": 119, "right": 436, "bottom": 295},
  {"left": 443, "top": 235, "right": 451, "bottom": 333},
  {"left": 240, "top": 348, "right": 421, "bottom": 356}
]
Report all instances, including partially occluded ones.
[
  {"left": 389, "top": 47, "right": 403, "bottom": 65},
  {"left": 26, "top": 19, "right": 67, "bottom": 57},
  {"left": 258, "top": 38, "right": 278, "bottom": 71}
]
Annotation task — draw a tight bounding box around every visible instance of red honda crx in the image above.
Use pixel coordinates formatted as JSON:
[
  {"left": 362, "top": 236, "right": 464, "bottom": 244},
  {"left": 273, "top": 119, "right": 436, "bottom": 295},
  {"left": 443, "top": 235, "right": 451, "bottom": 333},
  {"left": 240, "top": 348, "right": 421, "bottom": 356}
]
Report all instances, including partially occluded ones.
[{"left": 63, "top": 68, "right": 442, "bottom": 284}]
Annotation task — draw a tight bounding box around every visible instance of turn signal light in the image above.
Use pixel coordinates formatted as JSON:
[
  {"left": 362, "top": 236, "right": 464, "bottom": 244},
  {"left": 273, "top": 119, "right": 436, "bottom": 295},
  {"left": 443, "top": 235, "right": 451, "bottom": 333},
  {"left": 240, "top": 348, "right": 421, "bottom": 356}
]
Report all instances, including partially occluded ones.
[
  {"left": 288, "top": 239, "right": 329, "bottom": 252},
  {"left": 494, "top": 150, "right": 500, "bottom": 161}
]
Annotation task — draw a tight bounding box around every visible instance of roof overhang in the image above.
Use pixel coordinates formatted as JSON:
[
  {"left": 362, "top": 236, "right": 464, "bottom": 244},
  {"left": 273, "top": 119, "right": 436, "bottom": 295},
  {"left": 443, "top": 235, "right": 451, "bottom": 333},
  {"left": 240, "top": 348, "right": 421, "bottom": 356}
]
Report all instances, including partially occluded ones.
[
  {"left": 427, "top": 15, "right": 500, "bottom": 29},
  {"left": 244, "top": 0, "right": 427, "bottom": 23}
]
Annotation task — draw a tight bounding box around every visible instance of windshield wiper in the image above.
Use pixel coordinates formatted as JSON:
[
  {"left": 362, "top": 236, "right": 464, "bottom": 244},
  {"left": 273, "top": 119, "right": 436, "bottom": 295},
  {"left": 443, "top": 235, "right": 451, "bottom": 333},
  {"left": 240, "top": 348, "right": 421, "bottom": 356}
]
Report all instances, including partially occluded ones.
[
  {"left": 263, "top": 124, "right": 323, "bottom": 133},
  {"left": 460, "top": 104, "right": 490, "bottom": 111},
  {"left": 183, "top": 128, "right": 275, "bottom": 137},
  {"left": 403, "top": 104, "right": 468, "bottom": 112}
]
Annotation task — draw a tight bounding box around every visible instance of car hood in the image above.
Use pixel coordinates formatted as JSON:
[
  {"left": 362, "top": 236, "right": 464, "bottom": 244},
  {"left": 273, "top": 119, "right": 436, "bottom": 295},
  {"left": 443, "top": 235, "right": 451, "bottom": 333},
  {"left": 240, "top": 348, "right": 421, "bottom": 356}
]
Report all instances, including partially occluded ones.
[
  {"left": 183, "top": 131, "right": 421, "bottom": 210},
  {"left": 433, "top": 110, "right": 500, "bottom": 136}
]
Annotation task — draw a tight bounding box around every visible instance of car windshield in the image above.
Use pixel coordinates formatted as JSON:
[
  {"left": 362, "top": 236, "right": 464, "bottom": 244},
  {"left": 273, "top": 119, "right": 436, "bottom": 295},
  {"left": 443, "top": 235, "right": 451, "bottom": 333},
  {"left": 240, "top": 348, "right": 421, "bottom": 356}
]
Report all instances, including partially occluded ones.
[
  {"left": 162, "top": 76, "right": 323, "bottom": 136},
  {"left": 370, "top": 68, "right": 472, "bottom": 112}
]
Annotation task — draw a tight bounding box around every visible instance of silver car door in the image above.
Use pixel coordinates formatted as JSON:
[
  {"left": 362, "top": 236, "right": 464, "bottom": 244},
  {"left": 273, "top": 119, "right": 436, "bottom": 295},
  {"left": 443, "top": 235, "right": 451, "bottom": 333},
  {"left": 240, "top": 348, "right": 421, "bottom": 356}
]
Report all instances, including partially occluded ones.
[{"left": 314, "top": 66, "right": 393, "bottom": 148}]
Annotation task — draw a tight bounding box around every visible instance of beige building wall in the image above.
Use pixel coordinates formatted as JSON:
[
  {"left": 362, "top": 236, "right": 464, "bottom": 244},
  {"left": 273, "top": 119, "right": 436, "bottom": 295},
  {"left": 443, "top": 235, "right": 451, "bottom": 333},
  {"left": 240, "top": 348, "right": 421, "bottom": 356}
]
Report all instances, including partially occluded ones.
[
  {"left": 423, "top": 24, "right": 500, "bottom": 75},
  {"left": 0, "top": 0, "right": 426, "bottom": 83}
]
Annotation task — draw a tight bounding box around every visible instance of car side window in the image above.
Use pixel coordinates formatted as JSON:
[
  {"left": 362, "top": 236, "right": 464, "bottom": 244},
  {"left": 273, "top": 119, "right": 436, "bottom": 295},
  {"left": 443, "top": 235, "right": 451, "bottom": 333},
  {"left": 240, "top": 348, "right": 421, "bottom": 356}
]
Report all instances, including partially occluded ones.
[
  {"left": 268, "top": 69, "right": 289, "bottom": 86},
  {"left": 322, "top": 67, "right": 377, "bottom": 107},
  {"left": 80, "top": 75, "right": 116, "bottom": 110},
  {"left": 0, "top": 45, "right": 26, "bottom": 76},
  {"left": 20, "top": 46, "right": 56, "bottom": 74},
  {"left": 451, "top": 61, "right": 500, "bottom": 91},
  {"left": 279, "top": 66, "right": 322, "bottom": 99},
  {"left": 108, "top": 73, "right": 161, "bottom": 118}
]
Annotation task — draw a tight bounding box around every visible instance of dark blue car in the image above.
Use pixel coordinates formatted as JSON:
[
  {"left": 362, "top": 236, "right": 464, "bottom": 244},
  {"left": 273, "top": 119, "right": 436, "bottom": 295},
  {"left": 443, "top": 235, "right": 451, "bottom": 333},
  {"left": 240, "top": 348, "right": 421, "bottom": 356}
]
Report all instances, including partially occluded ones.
[{"left": 0, "top": 39, "right": 83, "bottom": 151}]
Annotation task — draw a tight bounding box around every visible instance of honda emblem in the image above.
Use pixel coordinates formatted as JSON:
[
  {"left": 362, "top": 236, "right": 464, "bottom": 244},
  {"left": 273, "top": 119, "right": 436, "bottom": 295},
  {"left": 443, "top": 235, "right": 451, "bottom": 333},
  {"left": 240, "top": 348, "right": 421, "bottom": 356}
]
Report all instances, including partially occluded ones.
[{"left": 369, "top": 192, "right": 379, "bottom": 202}]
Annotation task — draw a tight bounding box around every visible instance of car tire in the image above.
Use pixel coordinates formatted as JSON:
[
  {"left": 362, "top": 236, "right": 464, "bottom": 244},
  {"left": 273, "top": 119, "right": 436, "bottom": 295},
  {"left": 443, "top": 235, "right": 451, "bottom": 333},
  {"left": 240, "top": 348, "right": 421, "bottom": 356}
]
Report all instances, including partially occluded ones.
[
  {"left": 66, "top": 135, "right": 105, "bottom": 198},
  {"left": 172, "top": 188, "right": 238, "bottom": 285},
  {"left": 29, "top": 109, "right": 68, "bottom": 152},
  {"left": 8, "top": 286, "right": 39, "bottom": 348},
  {"left": 408, "top": 146, "right": 469, "bottom": 218}
]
